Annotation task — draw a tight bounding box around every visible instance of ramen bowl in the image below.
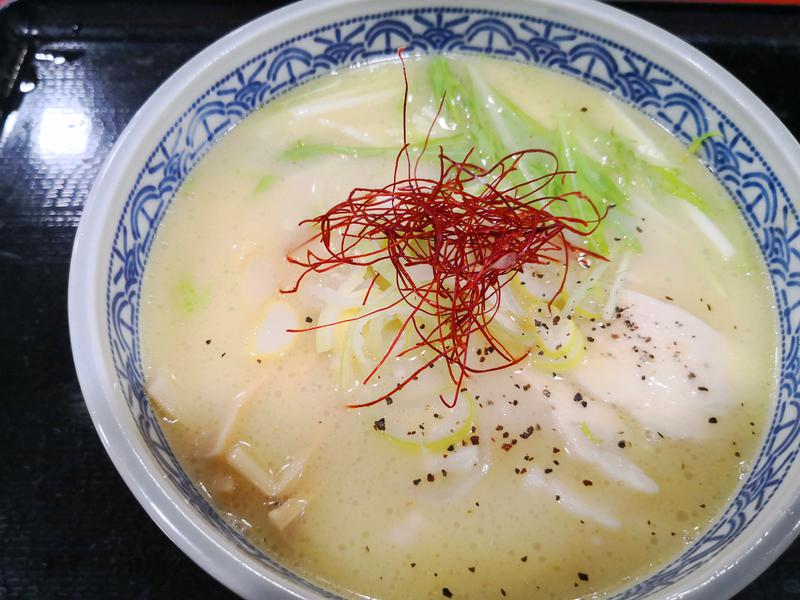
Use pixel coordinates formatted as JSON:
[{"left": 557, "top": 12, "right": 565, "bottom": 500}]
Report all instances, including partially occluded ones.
[{"left": 68, "top": 0, "right": 800, "bottom": 597}]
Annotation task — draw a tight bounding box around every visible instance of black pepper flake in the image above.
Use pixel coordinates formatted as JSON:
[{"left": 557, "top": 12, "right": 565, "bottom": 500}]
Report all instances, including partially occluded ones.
[
  {"left": 521, "top": 555, "right": 528, "bottom": 562},
  {"left": 586, "top": 336, "right": 595, "bottom": 343},
  {"left": 220, "top": 352, "right": 226, "bottom": 358},
  {"left": 386, "top": 397, "right": 393, "bottom": 405},
  {"left": 205, "top": 339, "right": 211, "bottom": 345},
  {"left": 500, "top": 589, "right": 506, "bottom": 597},
  {"left": 582, "top": 479, "right": 593, "bottom": 486},
  {"left": 427, "top": 473, "right": 435, "bottom": 482},
  {"left": 413, "top": 478, "right": 421, "bottom": 486},
  {"left": 522, "top": 384, "right": 531, "bottom": 391},
  {"left": 708, "top": 417, "right": 718, "bottom": 424},
  {"left": 442, "top": 587, "right": 453, "bottom": 598},
  {"left": 698, "top": 386, "right": 709, "bottom": 392},
  {"left": 256, "top": 358, "right": 262, "bottom": 364},
  {"left": 373, "top": 418, "right": 386, "bottom": 431},
  {"left": 305, "top": 316, "right": 313, "bottom": 323},
  {"left": 578, "top": 572, "right": 589, "bottom": 581},
  {"left": 411, "top": 563, "right": 416, "bottom": 568},
  {"left": 520, "top": 426, "right": 535, "bottom": 439},
  {"left": 573, "top": 393, "right": 583, "bottom": 404},
  {"left": 470, "top": 435, "right": 480, "bottom": 445},
  {"left": 544, "top": 468, "right": 553, "bottom": 474},
  {"left": 468, "top": 566, "right": 475, "bottom": 573},
  {"left": 580, "top": 106, "right": 588, "bottom": 112},
  {"left": 618, "top": 440, "right": 626, "bottom": 448}
]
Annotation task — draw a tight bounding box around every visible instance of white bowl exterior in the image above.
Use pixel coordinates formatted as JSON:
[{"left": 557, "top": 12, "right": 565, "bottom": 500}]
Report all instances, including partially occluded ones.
[{"left": 68, "top": 1, "right": 800, "bottom": 598}]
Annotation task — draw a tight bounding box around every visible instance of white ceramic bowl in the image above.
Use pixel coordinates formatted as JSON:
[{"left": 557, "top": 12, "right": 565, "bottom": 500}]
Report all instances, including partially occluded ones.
[{"left": 69, "top": 0, "right": 800, "bottom": 598}]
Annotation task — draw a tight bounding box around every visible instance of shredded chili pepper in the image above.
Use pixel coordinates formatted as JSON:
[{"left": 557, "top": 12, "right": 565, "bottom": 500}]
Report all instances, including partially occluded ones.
[{"left": 282, "top": 48, "right": 606, "bottom": 408}]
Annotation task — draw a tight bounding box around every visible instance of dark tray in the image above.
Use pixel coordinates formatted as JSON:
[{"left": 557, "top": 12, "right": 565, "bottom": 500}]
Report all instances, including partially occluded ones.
[{"left": 1, "top": 1, "right": 798, "bottom": 598}]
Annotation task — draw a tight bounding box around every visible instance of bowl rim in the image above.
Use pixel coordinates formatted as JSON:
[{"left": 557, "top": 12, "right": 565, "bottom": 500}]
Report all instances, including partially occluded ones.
[{"left": 68, "top": 0, "right": 800, "bottom": 598}]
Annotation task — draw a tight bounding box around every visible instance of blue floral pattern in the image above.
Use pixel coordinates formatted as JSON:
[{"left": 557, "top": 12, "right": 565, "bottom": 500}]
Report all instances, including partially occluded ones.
[{"left": 105, "top": 7, "right": 799, "bottom": 598}]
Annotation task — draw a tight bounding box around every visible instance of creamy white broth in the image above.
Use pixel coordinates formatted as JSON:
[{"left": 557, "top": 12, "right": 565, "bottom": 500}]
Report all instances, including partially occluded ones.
[{"left": 140, "top": 55, "right": 776, "bottom": 599}]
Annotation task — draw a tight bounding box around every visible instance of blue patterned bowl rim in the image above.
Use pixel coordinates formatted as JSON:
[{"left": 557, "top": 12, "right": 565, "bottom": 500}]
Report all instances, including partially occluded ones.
[{"left": 68, "top": 1, "right": 800, "bottom": 598}]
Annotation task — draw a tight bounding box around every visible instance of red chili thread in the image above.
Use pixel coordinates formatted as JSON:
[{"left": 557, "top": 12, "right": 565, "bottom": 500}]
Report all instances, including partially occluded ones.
[{"left": 282, "top": 48, "right": 607, "bottom": 408}]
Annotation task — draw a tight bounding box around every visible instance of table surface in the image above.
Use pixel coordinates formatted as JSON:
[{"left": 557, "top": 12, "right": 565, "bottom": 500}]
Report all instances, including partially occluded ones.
[{"left": 1, "top": 1, "right": 798, "bottom": 598}]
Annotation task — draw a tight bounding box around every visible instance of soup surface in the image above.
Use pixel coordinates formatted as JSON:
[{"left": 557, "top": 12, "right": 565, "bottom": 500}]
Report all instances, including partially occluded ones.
[{"left": 140, "top": 55, "right": 776, "bottom": 599}]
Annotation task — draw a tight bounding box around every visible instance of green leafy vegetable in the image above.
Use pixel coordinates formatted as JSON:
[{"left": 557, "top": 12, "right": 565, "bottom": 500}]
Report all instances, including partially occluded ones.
[
  {"left": 253, "top": 174, "right": 277, "bottom": 195},
  {"left": 580, "top": 421, "right": 603, "bottom": 445},
  {"left": 173, "top": 278, "right": 209, "bottom": 314},
  {"left": 688, "top": 131, "right": 719, "bottom": 155}
]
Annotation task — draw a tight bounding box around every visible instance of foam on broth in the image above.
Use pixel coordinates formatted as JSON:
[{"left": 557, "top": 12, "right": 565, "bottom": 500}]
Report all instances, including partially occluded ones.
[{"left": 140, "top": 55, "right": 776, "bottom": 599}]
